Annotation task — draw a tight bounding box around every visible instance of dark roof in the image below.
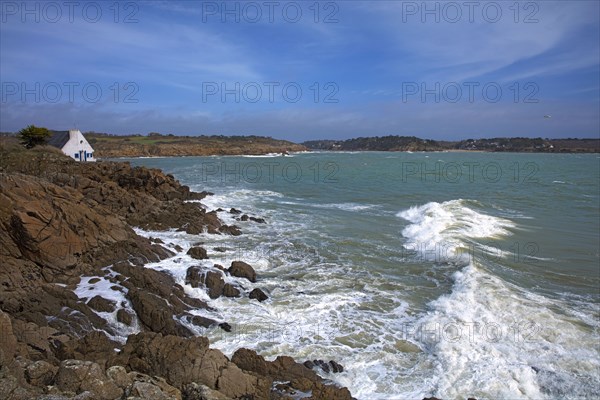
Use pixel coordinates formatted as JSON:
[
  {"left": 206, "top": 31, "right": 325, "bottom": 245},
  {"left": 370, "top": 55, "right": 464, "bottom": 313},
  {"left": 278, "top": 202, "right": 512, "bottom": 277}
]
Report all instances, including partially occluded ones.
[{"left": 47, "top": 131, "right": 70, "bottom": 149}]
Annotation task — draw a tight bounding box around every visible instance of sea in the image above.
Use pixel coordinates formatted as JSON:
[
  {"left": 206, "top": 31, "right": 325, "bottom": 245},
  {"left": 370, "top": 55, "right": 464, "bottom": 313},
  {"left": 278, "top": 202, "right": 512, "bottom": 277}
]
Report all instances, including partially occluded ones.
[{"left": 111, "top": 151, "right": 599, "bottom": 399}]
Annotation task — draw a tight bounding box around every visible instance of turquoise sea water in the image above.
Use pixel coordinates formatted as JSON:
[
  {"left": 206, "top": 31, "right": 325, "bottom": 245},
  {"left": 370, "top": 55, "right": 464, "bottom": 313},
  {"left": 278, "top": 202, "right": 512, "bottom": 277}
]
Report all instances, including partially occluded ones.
[{"left": 122, "top": 152, "right": 600, "bottom": 399}]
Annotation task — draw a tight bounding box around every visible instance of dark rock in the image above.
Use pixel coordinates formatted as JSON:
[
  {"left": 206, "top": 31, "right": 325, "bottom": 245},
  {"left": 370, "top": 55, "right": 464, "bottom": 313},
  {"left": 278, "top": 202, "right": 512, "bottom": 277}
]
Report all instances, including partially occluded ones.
[
  {"left": 87, "top": 296, "right": 116, "bottom": 313},
  {"left": 116, "top": 309, "right": 134, "bottom": 326},
  {"left": 219, "top": 225, "right": 242, "bottom": 236},
  {"left": 249, "top": 288, "right": 268, "bottom": 302},
  {"left": 241, "top": 214, "right": 249, "bottom": 221},
  {"left": 249, "top": 217, "right": 266, "bottom": 224},
  {"left": 128, "top": 288, "right": 192, "bottom": 337},
  {"left": 303, "top": 360, "right": 315, "bottom": 369},
  {"left": 202, "top": 271, "right": 225, "bottom": 299},
  {"left": 187, "top": 315, "right": 217, "bottom": 328},
  {"left": 185, "top": 266, "right": 203, "bottom": 288},
  {"left": 213, "top": 264, "right": 226, "bottom": 273},
  {"left": 174, "top": 244, "right": 183, "bottom": 252},
  {"left": 187, "top": 246, "right": 208, "bottom": 260},
  {"left": 228, "top": 261, "right": 257, "bottom": 282},
  {"left": 229, "top": 208, "right": 242, "bottom": 215},
  {"left": 329, "top": 360, "right": 344, "bottom": 373},
  {"left": 88, "top": 277, "right": 101, "bottom": 284},
  {"left": 223, "top": 283, "right": 241, "bottom": 298},
  {"left": 219, "top": 322, "right": 232, "bottom": 332},
  {"left": 314, "top": 359, "right": 330, "bottom": 373},
  {"left": 215, "top": 208, "right": 224, "bottom": 212},
  {"left": 151, "top": 237, "right": 164, "bottom": 244},
  {"left": 213, "top": 247, "right": 227, "bottom": 252}
]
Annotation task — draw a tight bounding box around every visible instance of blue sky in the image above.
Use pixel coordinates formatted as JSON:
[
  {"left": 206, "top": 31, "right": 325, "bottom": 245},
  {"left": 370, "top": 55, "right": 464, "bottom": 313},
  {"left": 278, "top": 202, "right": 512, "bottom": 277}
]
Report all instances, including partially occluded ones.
[{"left": 1, "top": 0, "right": 598, "bottom": 141}]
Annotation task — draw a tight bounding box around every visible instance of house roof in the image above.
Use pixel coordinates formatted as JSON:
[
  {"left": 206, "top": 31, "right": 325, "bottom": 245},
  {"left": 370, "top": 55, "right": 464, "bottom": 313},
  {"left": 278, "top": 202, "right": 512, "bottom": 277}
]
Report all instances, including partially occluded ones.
[{"left": 47, "top": 131, "right": 70, "bottom": 149}]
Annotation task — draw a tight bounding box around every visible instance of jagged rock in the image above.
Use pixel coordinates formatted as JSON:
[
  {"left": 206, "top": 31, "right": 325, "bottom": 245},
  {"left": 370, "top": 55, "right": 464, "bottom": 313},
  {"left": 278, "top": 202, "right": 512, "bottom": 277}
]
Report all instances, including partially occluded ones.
[
  {"left": 222, "top": 284, "right": 241, "bottom": 298},
  {"left": 218, "top": 323, "right": 232, "bottom": 332},
  {"left": 229, "top": 208, "right": 242, "bottom": 215},
  {"left": 249, "top": 288, "right": 268, "bottom": 302},
  {"left": 228, "top": 261, "right": 257, "bottom": 283},
  {"left": 187, "top": 247, "right": 208, "bottom": 260},
  {"left": 185, "top": 267, "right": 203, "bottom": 288},
  {"left": 128, "top": 288, "right": 192, "bottom": 337},
  {"left": 249, "top": 217, "right": 266, "bottom": 224},
  {"left": 116, "top": 309, "right": 134, "bottom": 326},
  {"left": 219, "top": 225, "right": 242, "bottom": 236},
  {"left": 0, "top": 310, "right": 18, "bottom": 364},
  {"left": 55, "top": 360, "right": 122, "bottom": 399},
  {"left": 182, "top": 383, "right": 231, "bottom": 400},
  {"left": 240, "top": 214, "right": 249, "bottom": 221},
  {"left": 25, "top": 360, "right": 57, "bottom": 386},
  {"left": 55, "top": 331, "right": 120, "bottom": 370},
  {"left": 186, "top": 267, "right": 225, "bottom": 299},
  {"left": 187, "top": 315, "right": 217, "bottom": 329},
  {"left": 329, "top": 360, "right": 344, "bottom": 373},
  {"left": 106, "top": 366, "right": 132, "bottom": 389},
  {"left": 87, "top": 296, "right": 116, "bottom": 313},
  {"left": 202, "top": 271, "right": 225, "bottom": 299}
]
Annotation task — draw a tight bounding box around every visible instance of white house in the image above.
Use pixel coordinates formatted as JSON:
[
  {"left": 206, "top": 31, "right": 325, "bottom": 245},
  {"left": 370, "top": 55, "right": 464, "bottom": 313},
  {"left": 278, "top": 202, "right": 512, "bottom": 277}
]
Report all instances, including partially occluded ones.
[{"left": 48, "top": 130, "right": 96, "bottom": 162}]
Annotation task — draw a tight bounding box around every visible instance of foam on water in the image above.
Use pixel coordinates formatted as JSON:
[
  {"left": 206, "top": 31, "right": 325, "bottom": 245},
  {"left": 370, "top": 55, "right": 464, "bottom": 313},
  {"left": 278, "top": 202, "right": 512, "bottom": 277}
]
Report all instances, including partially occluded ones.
[
  {"left": 397, "top": 199, "right": 515, "bottom": 263},
  {"left": 396, "top": 200, "right": 600, "bottom": 399},
  {"left": 93, "top": 176, "right": 599, "bottom": 400}
]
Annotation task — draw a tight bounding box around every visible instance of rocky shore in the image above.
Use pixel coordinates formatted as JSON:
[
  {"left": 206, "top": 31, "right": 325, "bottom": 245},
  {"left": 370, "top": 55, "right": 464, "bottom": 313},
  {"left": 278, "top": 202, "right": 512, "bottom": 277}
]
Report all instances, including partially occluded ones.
[{"left": 0, "top": 143, "right": 353, "bottom": 400}]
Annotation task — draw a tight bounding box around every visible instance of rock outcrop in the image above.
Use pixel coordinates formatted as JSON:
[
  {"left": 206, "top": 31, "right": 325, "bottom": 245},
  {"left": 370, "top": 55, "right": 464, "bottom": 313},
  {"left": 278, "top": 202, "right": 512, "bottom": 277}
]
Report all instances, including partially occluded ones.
[{"left": 0, "top": 143, "right": 354, "bottom": 400}]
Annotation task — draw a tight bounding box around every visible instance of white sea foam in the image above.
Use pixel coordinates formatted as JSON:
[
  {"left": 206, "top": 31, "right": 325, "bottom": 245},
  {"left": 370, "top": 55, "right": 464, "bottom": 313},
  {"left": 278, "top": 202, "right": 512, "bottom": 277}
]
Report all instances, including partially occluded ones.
[{"left": 397, "top": 199, "right": 515, "bottom": 263}]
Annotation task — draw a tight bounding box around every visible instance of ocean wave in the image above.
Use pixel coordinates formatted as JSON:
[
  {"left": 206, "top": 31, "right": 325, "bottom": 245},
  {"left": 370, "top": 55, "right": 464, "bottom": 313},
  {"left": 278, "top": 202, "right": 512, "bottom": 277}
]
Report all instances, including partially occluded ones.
[
  {"left": 414, "top": 263, "right": 600, "bottom": 399},
  {"left": 396, "top": 199, "right": 515, "bottom": 263}
]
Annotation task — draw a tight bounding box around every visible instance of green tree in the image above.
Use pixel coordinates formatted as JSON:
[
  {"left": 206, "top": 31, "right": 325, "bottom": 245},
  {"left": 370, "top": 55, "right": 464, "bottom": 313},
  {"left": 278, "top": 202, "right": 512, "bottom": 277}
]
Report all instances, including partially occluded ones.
[{"left": 18, "top": 125, "right": 51, "bottom": 149}]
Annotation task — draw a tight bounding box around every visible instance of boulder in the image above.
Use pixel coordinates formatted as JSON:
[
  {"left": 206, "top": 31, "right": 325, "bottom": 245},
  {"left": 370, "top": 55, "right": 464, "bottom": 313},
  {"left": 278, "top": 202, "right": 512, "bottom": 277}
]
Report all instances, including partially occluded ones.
[
  {"left": 222, "top": 284, "right": 241, "bottom": 298},
  {"left": 55, "top": 359, "right": 122, "bottom": 400},
  {"left": 25, "top": 360, "right": 58, "bottom": 386},
  {"left": 185, "top": 266, "right": 203, "bottom": 288},
  {"left": 187, "top": 247, "right": 208, "bottom": 260},
  {"left": 116, "top": 309, "right": 134, "bottom": 326},
  {"left": 228, "top": 261, "right": 257, "bottom": 283},
  {"left": 128, "top": 288, "right": 192, "bottom": 337},
  {"left": 87, "top": 296, "right": 116, "bottom": 313},
  {"left": 249, "top": 288, "right": 269, "bottom": 302}
]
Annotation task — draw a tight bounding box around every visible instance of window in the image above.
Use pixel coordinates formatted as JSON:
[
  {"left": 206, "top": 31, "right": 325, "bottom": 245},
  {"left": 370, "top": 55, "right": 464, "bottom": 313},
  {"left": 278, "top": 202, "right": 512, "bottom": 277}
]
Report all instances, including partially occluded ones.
[{"left": 74, "top": 153, "right": 79, "bottom": 159}]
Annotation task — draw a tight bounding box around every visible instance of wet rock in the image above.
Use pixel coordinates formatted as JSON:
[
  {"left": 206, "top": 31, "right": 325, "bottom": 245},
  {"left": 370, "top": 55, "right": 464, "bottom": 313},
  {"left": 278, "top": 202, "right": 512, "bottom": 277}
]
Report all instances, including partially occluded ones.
[
  {"left": 219, "top": 225, "right": 242, "bottom": 236},
  {"left": 213, "top": 247, "right": 227, "bottom": 252},
  {"left": 219, "top": 322, "right": 232, "bottom": 332},
  {"left": 87, "top": 296, "right": 116, "bottom": 313},
  {"left": 202, "top": 271, "right": 225, "bottom": 299},
  {"left": 314, "top": 359, "right": 330, "bottom": 373},
  {"left": 240, "top": 214, "right": 249, "bottom": 221},
  {"left": 249, "top": 217, "right": 266, "bottom": 224},
  {"left": 303, "top": 360, "right": 315, "bottom": 370},
  {"left": 88, "top": 277, "right": 101, "bottom": 284},
  {"left": 128, "top": 288, "right": 192, "bottom": 337},
  {"left": 229, "top": 208, "right": 242, "bottom": 215},
  {"left": 249, "top": 288, "right": 268, "bottom": 302},
  {"left": 329, "top": 360, "right": 344, "bottom": 373},
  {"left": 187, "top": 246, "right": 208, "bottom": 260},
  {"left": 223, "top": 283, "right": 241, "bottom": 298},
  {"left": 228, "top": 261, "right": 257, "bottom": 282},
  {"left": 116, "top": 309, "right": 134, "bottom": 326},
  {"left": 187, "top": 315, "right": 217, "bottom": 329},
  {"left": 184, "top": 266, "right": 203, "bottom": 288}
]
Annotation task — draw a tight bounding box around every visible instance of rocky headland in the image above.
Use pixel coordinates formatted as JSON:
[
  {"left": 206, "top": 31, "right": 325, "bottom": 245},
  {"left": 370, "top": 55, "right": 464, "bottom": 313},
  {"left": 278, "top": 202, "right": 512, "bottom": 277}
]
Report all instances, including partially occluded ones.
[{"left": 0, "top": 141, "right": 353, "bottom": 400}]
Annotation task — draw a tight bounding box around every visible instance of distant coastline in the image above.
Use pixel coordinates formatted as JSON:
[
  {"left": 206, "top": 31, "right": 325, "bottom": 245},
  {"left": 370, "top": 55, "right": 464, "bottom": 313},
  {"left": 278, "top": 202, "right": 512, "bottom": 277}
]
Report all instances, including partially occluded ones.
[{"left": 2, "top": 133, "right": 598, "bottom": 157}]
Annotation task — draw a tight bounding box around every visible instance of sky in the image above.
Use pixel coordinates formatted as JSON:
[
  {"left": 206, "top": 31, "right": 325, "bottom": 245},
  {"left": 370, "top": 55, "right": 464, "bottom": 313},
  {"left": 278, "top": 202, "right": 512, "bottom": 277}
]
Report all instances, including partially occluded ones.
[{"left": 1, "top": 0, "right": 599, "bottom": 142}]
